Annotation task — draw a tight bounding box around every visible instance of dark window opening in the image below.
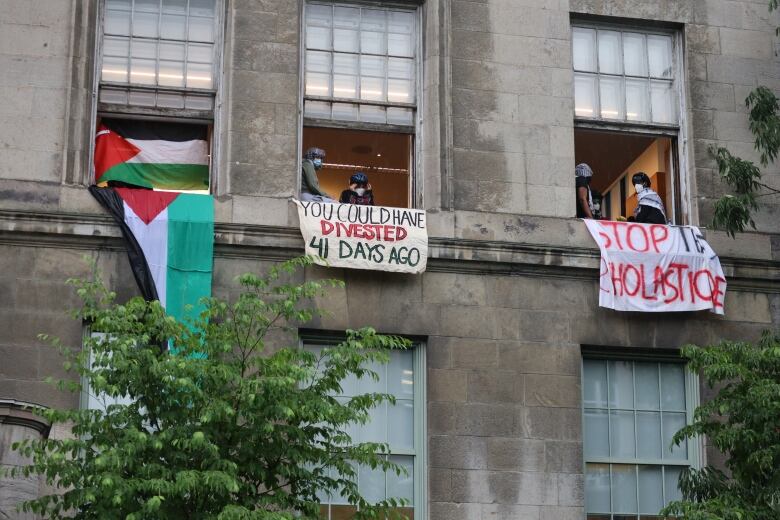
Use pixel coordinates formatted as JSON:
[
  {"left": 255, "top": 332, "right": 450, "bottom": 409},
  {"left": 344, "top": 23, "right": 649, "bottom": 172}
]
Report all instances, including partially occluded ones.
[
  {"left": 575, "top": 128, "right": 677, "bottom": 223},
  {"left": 302, "top": 126, "right": 413, "bottom": 208}
]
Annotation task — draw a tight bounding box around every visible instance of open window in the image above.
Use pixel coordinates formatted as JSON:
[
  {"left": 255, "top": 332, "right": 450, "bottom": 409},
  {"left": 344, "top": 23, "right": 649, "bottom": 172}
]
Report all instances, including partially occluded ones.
[
  {"left": 93, "top": 0, "right": 223, "bottom": 192},
  {"left": 302, "top": 2, "right": 418, "bottom": 208},
  {"left": 572, "top": 23, "right": 684, "bottom": 223}
]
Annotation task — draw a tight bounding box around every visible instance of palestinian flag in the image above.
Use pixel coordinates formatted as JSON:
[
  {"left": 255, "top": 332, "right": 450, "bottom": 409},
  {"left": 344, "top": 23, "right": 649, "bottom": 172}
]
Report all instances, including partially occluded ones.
[
  {"left": 94, "top": 119, "right": 210, "bottom": 191},
  {"left": 89, "top": 186, "right": 214, "bottom": 325}
]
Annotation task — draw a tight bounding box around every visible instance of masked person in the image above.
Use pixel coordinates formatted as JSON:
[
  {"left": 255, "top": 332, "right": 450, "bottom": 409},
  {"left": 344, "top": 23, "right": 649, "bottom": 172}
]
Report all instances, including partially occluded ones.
[
  {"left": 632, "top": 172, "right": 667, "bottom": 224},
  {"left": 575, "top": 163, "right": 595, "bottom": 219},
  {"left": 339, "top": 172, "right": 374, "bottom": 205},
  {"left": 300, "top": 147, "right": 336, "bottom": 202}
]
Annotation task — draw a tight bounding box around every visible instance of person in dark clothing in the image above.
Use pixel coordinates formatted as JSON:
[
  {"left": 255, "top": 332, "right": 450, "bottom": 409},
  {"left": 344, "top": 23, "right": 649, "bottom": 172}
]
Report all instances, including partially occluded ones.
[
  {"left": 301, "top": 147, "right": 335, "bottom": 202},
  {"left": 632, "top": 172, "right": 667, "bottom": 224},
  {"left": 575, "top": 163, "right": 595, "bottom": 218},
  {"left": 339, "top": 172, "right": 374, "bottom": 205}
]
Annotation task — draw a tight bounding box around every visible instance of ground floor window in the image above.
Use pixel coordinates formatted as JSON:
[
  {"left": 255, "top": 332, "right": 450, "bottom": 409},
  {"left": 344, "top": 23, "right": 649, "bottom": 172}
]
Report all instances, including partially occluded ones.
[
  {"left": 302, "top": 126, "right": 413, "bottom": 208},
  {"left": 303, "top": 340, "right": 424, "bottom": 520},
  {"left": 575, "top": 128, "right": 678, "bottom": 223},
  {"left": 582, "top": 357, "right": 697, "bottom": 519}
]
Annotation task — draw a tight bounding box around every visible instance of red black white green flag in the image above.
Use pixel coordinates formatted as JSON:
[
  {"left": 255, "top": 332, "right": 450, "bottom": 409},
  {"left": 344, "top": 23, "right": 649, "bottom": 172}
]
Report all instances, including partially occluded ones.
[{"left": 94, "top": 119, "right": 209, "bottom": 191}]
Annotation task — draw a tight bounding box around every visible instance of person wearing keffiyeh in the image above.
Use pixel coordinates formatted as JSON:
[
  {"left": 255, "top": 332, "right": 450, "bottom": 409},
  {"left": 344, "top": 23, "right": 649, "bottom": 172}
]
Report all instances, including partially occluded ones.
[
  {"left": 575, "top": 163, "right": 595, "bottom": 219},
  {"left": 632, "top": 171, "right": 667, "bottom": 224}
]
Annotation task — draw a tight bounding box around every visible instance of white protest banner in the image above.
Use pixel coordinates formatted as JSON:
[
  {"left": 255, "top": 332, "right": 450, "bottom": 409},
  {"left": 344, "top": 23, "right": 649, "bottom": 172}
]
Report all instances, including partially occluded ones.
[
  {"left": 584, "top": 220, "right": 727, "bottom": 314},
  {"left": 294, "top": 200, "right": 428, "bottom": 273}
]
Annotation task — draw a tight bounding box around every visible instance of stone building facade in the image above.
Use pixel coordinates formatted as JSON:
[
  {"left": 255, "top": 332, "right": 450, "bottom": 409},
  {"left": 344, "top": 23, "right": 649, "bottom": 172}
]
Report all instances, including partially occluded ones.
[{"left": 1, "top": 0, "right": 779, "bottom": 519}]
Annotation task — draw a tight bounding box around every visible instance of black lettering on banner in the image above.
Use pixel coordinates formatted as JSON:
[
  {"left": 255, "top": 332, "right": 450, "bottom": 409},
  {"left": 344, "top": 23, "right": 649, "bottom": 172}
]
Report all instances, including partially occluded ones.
[
  {"left": 299, "top": 201, "right": 311, "bottom": 216},
  {"left": 339, "top": 240, "right": 353, "bottom": 259},
  {"left": 678, "top": 227, "right": 690, "bottom": 252},
  {"left": 309, "top": 236, "right": 329, "bottom": 258}
]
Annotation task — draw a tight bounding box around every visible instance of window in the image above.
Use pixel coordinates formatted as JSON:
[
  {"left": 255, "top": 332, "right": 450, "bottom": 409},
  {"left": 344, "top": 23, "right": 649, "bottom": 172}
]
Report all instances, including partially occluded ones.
[
  {"left": 94, "top": 0, "right": 223, "bottom": 192},
  {"left": 302, "top": 2, "right": 419, "bottom": 208},
  {"left": 582, "top": 358, "right": 699, "bottom": 520},
  {"left": 572, "top": 23, "right": 685, "bottom": 223},
  {"left": 304, "top": 341, "right": 425, "bottom": 520}
]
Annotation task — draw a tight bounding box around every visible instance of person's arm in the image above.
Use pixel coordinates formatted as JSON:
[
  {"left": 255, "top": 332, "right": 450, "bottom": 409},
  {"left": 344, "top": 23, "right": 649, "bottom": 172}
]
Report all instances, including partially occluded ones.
[
  {"left": 577, "top": 186, "right": 593, "bottom": 218},
  {"left": 302, "top": 161, "right": 330, "bottom": 198}
]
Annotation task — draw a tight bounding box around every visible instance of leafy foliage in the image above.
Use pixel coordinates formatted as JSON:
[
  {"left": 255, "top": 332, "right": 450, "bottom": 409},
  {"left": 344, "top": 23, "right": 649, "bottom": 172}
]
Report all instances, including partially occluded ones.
[
  {"left": 662, "top": 332, "right": 780, "bottom": 520},
  {"left": 7, "top": 256, "right": 412, "bottom": 520}
]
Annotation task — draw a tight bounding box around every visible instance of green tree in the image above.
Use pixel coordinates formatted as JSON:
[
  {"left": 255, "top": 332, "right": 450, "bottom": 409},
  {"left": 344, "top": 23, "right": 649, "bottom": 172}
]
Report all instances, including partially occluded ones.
[
  {"left": 662, "top": 332, "right": 780, "bottom": 519},
  {"left": 8, "top": 257, "right": 412, "bottom": 520}
]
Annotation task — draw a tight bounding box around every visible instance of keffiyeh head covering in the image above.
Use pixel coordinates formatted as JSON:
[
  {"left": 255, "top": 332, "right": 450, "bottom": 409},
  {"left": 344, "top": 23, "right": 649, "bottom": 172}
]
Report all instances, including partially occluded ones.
[{"left": 575, "top": 163, "right": 593, "bottom": 178}]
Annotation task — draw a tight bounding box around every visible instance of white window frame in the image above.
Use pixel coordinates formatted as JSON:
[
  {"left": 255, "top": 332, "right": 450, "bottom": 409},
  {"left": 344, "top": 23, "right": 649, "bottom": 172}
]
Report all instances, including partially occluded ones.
[
  {"left": 298, "top": 1, "right": 424, "bottom": 209},
  {"left": 580, "top": 352, "right": 702, "bottom": 520},
  {"left": 88, "top": 0, "right": 226, "bottom": 190},
  {"left": 571, "top": 20, "right": 691, "bottom": 224},
  {"left": 300, "top": 333, "right": 426, "bottom": 520}
]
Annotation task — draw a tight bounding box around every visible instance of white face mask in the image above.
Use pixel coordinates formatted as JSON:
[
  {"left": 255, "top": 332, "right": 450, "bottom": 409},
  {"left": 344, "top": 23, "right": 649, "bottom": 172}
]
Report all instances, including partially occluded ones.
[
  {"left": 354, "top": 188, "right": 366, "bottom": 196},
  {"left": 635, "top": 183, "right": 645, "bottom": 194}
]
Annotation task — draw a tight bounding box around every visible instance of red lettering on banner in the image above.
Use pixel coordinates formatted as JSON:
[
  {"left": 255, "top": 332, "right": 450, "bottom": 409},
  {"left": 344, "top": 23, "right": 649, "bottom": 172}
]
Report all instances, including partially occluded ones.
[
  {"left": 649, "top": 225, "right": 669, "bottom": 253},
  {"left": 640, "top": 264, "right": 657, "bottom": 301},
  {"left": 623, "top": 264, "right": 642, "bottom": 296},
  {"left": 319, "top": 220, "right": 408, "bottom": 242},
  {"left": 626, "top": 225, "right": 649, "bottom": 252}
]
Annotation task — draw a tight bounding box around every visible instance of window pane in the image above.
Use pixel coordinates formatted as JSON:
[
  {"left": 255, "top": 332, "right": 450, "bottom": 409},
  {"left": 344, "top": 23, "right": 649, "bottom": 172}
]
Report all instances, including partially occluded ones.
[
  {"left": 608, "top": 361, "right": 633, "bottom": 409},
  {"left": 598, "top": 30, "right": 622, "bottom": 74},
  {"left": 133, "top": 11, "right": 159, "bottom": 38},
  {"left": 650, "top": 80, "right": 676, "bottom": 124},
  {"left": 625, "top": 79, "right": 649, "bottom": 122},
  {"left": 388, "top": 400, "right": 414, "bottom": 451},
  {"left": 99, "top": 87, "right": 128, "bottom": 104},
  {"left": 387, "top": 455, "right": 414, "bottom": 504},
  {"left": 189, "top": 16, "right": 214, "bottom": 42},
  {"left": 623, "top": 32, "right": 647, "bottom": 76},
  {"left": 334, "top": 6, "right": 359, "bottom": 28},
  {"left": 612, "top": 465, "right": 638, "bottom": 513},
  {"left": 157, "top": 91, "right": 185, "bottom": 108},
  {"left": 358, "top": 401, "right": 386, "bottom": 443},
  {"left": 305, "top": 100, "right": 331, "bottom": 118},
  {"left": 634, "top": 363, "right": 659, "bottom": 410},
  {"left": 610, "top": 410, "right": 635, "bottom": 458},
  {"left": 189, "top": 0, "right": 215, "bottom": 18},
  {"left": 162, "top": 0, "right": 187, "bottom": 14},
  {"left": 307, "top": 26, "right": 331, "bottom": 50},
  {"left": 360, "top": 76, "right": 385, "bottom": 101},
  {"left": 306, "top": 50, "right": 331, "bottom": 73},
  {"left": 160, "top": 41, "right": 185, "bottom": 61},
  {"left": 360, "top": 359, "right": 386, "bottom": 394},
  {"left": 360, "top": 104, "right": 386, "bottom": 123},
  {"left": 388, "top": 78, "right": 413, "bottom": 103},
  {"left": 159, "top": 60, "right": 185, "bottom": 87},
  {"left": 135, "top": 0, "right": 159, "bottom": 11},
  {"left": 361, "top": 9, "right": 386, "bottom": 31},
  {"left": 388, "top": 350, "right": 414, "bottom": 397},
  {"left": 662, "top": 412, "right": 687, "bottom": 460},
  {"left": 585, "top": 463, "right": 611, "bottom": 513},
  {"left": 128, "top": 89, "right": 156, "bottom": 106},
  {"left": 388, "top": 32, "right": 413, "bottom": 57},
  {"left": 660, "top": 364, "right": 685, "bottom": 411},
  {"left": 332, "top": 102, "right": 358, "bottom": 120},
  {"left": 333, "top": 53, "right": 357, "bottom": 75},
  {"left": 307, "top": 3, "right": 332, "bottom": 26},
  {"left": 103, "top": 36, "right": 129, "bottom": 57},
  {"left": 572, "top": 27, "right": 597, "bottom": 72},
  {"left": 184, "top": 94, "right": 213, "bottom": 110},
  {"left": 160, "top": 14, "right": 186, "bottom": 39},
  {"left": 361, "top": 31, "right": 386, "bottom": 54},
  {"left": 388, "top": 11, "right": 414, "bottom": 33},
  {"left": 188, "top": 43, "right": 213, "bottom": 64},
  {"left": 306, "top": 72, "right": 331, "bottom": 96},
  {"left": 599, "top": 76, "right": 624, "bottom": 120},
  {"left": 574, "top": 73, "right": 598, "bottom": 118},
  {"left": 637, "top": 465, "right": 664, "bottom": 514},
  {"left": 636, "top": 411, "right": 662, "bottom": 459},
  {"left": 359, "top": 463, "right": 386, "bottom": 503},
  {"left": 583, "top": 359, "right": 608, "bottom": 408},
  {"left": 132, "top": 40, "right": 157, "bottom": 59},
  {"left": 186, "top": 61, "right": 213, "bottom": 88},
  {"left": 130, "top": 58, "right": 156, "bottom": 84},
  {"left": 664, "top": 466, "right": 683, "bottom": 505},
  {"left": 333, "top": 75, "right": 357, "bottom": 98},
  {"left": 361, "top": 55, "right": 385, "bottom": 77},
  {"left": 388, "top": 57, "right": 413, "bottom": 80},
  {"left": 333, "top": 29, "right": 359, "bottom": 52},
  {"left": 101, "top": 56, "right": 129, "bottom": 82},
  {"left": 105, "top": 9, "right": 131, "bottom": 35},
  {"left": 584, "top": 409, "right": 610, "bottom": 458},
  {"left": 387, "top": 107, "right": 413, "bottom": 125},
  {"left": 106, "top": 0, "right": 131, "bottom": 9},
  {"left": 648, "top": 35, "right": 673, "bottom": 78}
]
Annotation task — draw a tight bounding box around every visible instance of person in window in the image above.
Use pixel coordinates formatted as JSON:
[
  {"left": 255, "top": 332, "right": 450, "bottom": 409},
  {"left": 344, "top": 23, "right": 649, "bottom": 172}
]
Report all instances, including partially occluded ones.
[
  {"left": 575, "top": 163, "right": 595, "bottom": 219},
  {"left": 632, "top": 172, "right": 667, "bottom": 224},
  {"left": 339, "top": 172, "right": 374, "bottom": 206},
  {"left": 301, "top": 147, "right": 336, "bottom": 202}
]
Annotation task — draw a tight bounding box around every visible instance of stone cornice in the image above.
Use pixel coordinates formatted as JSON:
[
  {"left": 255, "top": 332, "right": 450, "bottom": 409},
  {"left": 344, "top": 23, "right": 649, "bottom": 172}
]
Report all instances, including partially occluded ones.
[
  {"left": 0, "top": 400, "right": 50, "bottom": 436},
  {"left": 1, "top": 209, "right": 778, "bottom": 292}
]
